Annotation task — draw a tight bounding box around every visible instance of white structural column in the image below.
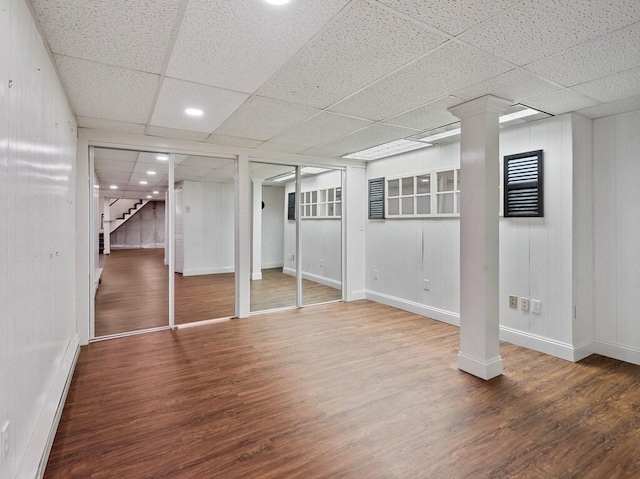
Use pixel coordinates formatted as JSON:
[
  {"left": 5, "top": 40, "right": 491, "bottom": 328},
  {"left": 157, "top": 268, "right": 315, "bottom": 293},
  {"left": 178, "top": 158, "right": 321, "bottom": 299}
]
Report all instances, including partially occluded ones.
[
  {"left": 236, "top": 155, "right": 251, "bottom": 318},
  {"left": 251, "top": 179, "right": 263, "bottom": 281},
  {"left": 449, "top": 95, "right": 512, "bottom": 380}
]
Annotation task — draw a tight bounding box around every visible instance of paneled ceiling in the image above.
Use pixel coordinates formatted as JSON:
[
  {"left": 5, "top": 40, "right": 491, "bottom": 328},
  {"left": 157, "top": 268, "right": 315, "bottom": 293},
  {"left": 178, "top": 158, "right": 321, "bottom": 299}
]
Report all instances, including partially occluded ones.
[{"left": 31, "top": 0, "right": 640, "bottom": 176}]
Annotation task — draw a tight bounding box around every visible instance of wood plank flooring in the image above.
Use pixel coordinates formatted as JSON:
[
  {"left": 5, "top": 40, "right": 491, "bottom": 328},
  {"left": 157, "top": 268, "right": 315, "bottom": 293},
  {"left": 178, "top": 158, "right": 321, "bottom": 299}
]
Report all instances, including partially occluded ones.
[
  {"left": 48, "top": 301, "right": 640, "bottom": 478},
  {"left": 95, "top": 249, "right": 341, "bottom": 337}
]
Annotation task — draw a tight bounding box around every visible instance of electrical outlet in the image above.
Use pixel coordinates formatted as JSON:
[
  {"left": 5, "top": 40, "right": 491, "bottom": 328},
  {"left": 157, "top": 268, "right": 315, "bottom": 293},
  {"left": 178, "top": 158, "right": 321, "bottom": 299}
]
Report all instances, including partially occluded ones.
[
  {"left": 288, "top": 253, "right": 295, "bottom": 261},
  {"left": 532, "top": 299, "right": 541, "bottom": 314},
  {"left": 373, "top": 269, "right": 379, "bottom": 279},
  {"left": 424, "top": 279, "right": 430, "bottom": 291},
  {"left": 521, "top": 298, "right": 530, "bottom": 311},
  {"left": 509, "top": 295, "right": 517, "bottom": 308}
]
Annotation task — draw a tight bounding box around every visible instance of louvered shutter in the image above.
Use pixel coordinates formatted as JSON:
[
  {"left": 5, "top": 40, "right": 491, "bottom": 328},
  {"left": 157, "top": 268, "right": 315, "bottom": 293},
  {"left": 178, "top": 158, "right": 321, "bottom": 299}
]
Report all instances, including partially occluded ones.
[
  {"left": 503, "top": 150, "right": 544, "bottom": 217},
  {"left": 368, "top": 177, "right": 385, "bottom": 219}
]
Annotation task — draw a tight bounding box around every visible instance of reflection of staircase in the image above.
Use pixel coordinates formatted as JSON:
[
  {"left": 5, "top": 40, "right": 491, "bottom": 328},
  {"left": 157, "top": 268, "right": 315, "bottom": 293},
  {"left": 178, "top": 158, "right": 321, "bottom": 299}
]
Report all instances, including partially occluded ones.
[
  {"left": 110, "top": 199, "right": 149, "bottom": 233},
  {"left": 99, "top": 232, "right": 104, "bottom": 254}
]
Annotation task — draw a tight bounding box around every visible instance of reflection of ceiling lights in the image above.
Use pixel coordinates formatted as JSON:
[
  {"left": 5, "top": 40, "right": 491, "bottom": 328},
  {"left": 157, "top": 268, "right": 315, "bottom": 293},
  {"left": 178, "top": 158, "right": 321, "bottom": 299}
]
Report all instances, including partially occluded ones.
[
  {"left": 301, "top": 167, "right": 330, "bottom": 175},
  {"left": 273, "top": 173, "right": 295, "bottom": 183},
  {"left": 110, "top": 185, "right": 118, "bottom": 190},
  {"left": 146, "top": 195, "right": 152, "bottom": 199},
  {"left": 499, "top": 107, "right": 541, "bottom": 123},
  {"left": 156, "top": 155, "right": 168, "bottom": 161},
  {"left": 185, "top": 108, "right": 203, "bottom": 117},
  {"left": 342, "top": 139, "right": 431, "bottom": 161},
  {"left": 147, "top": 170, "right": 156, "bottom": 175},
  {"left": 139, "top": 180, "right": 148, "bottom": 185},
  {"left": 418, "top": 128, "right": 461, "bottom": 143},
  {"left": 153, "top": 190, "right": 159, "bottom": 194},
  {"left": 265, "top": 0, "right": 291, "bottom": 5}
]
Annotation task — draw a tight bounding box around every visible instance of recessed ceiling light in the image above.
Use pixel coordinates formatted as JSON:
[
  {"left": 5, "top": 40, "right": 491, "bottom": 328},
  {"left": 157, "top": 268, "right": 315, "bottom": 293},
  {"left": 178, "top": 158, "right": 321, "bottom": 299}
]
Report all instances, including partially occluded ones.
[
  {"left": 110, "top": 185, "right": 118, "bottom": 190},
  {"left": 146, "top": 195, "right": 152, "bottom": 199},
  {"left": 265, "top": 0, "right": 291, "bottom": 5},
  {"left": 139, "top": 180, "right": 148, "bottom": 185},
  {"left": 156, "top": 155, "right": 168, "bottom": 161},
  {"left": 499, "top": 108, "right": 541, "bottom": 124},
  {"left": 185, "top": 108, "right": 203, "bottom": 117},
  {"left": 153, "top": 190, "right": 159, "bottom": 194},
  {"left": 147, "top": 170, "right": 156, "bottom": 175}
]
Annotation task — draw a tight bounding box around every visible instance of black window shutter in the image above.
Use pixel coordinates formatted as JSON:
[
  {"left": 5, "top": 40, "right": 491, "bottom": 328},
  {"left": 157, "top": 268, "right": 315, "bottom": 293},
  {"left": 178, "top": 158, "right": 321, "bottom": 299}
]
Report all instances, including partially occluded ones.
[
  {"left": 368, "top": 177, "right": 385, "bottom": 219},
  {"left": 503, "top": 150, "right": 544, "bottom": 217},
  {"left": 287, "top": 192, "right": 296, "bottom": 220}
]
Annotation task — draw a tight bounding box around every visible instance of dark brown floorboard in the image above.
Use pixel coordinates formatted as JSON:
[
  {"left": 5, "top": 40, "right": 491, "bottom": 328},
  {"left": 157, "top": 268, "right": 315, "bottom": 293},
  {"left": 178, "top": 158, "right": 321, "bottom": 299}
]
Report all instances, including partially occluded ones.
[
  {"left": 48, "top": 301, "right": 640, "bottom": 478},
  {"left": 95, "top": 250, "right": 341, "bottom": 336}
]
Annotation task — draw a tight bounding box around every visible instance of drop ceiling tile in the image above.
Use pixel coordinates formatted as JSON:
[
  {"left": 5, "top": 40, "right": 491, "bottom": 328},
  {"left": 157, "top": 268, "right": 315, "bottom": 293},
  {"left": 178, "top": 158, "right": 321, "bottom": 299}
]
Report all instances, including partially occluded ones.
[
  {"left": 96, "top": 171, "right": 131, "bottom": 182},
  {"left": 133, "top": 163, "right": 164, "bottom": 176},
  {"left": 577, "top": 95, "right": 640, "bottom": 119},
  {"left": 166, "top": 0, "right": 351, "bottom": 93},
  {"left": 77, "top": 117, "right": 146, "bottom": 135},
  {"left": 525, "top": 89, "right": 599, "bottom": 115},
  {"left": 459, "top": 0, "right": 640, "bottom": 66},
  {"left": 573, "top": 67, "right": 640, "bottom": 103},
  {"left": 94, "top": 159, "right": 135, "bottom": 173},
  {"left": 304, "top": 123, "right": 418, "bottom": 158},
  {"left": 255, "top": 142, "right": 307, "bottom": 154},
  {"left": 214, "top": 97, "right": 319, "bottom": 141},
  {"left": 453, "top": 69, "right": 561, "bottom": 104},
  {"left": 526, "top": 23, "right": 640, "bottom": 87},
  {"left": 136, "top": 152, "right": 172, "bottom": 166},
  {"left": 272, "top": 112, "right": 373, "bottom": 148},
  {"left": 206, "top": 134, "right": 263, "bottom": 148},
  {"left": 329, "top": 41, "right": 512, "bottom": 120},
  {"left": 384, "top": 96, "right": 463, "bottom": 130},
  {"left": 146, "top": 126, "right": 210, "bottom": 142},
  {"left": 377, "top": 0, "right": 520, "bottom": 36},
  {"left": 31, "top": 0, "right": 181, "bottom": 73},
  {"left": 94, "top": 148, "right": 138, "bottom": 163},
  {"left": 257, "top": 0, "right": 449, "bottom": 109},
  {"left": 55, "top": 55, "right": 159, "bottom": 124},
  {"left": 179, "top": 156, "right": 233, "bottom": 169},
  {"left": 150, "top": 78, "right": 249, "bottom": 133}
]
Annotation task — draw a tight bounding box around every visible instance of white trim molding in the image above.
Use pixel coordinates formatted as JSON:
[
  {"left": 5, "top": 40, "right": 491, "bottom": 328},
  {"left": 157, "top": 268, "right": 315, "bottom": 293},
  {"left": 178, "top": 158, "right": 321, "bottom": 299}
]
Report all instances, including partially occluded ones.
[
  {"left": 499, "top": 326, "right": 592, "bottom": 362},
  {"left": 457, "top": 351, "right": 503, "bottom": 380},
  {"left": 182, "top": 266, "right": 234, "bottom": 276},
  {"left": 591, "top": 340, "right": 640, "bottom": 366},
  {"left": 283, "top": 267, "right": 342, "bottom": 290},
  {"left": 365, "top": 290, "right": 460, "bottom": 326},
  {"left": 18, "top": 335, "right": 80, "bottom": 479}
]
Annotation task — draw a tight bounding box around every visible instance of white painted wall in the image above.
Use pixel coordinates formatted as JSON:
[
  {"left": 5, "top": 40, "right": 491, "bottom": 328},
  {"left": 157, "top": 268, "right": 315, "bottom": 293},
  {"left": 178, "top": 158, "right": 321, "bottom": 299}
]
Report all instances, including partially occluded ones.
[
  {"left": 593, "top": 109, "right": 640, "bottom": 365},
  {"left": 261, "top": 185, "right": 285, "bottom": 269},
  {"left": 366, "top": 114, "right": 591, "bottom": 361},
  {"left": 176, "top": 181, "right": 235, "bottom": 276},
  {"left": 0, "top": 1, "right": 79, "bottom": 477},
  {"left": 345, "top": 165, "right": 367, "bottom": 300},
  {"left": 110, "top": 201, "right": 166, "bottom": 249},
  {"left": 284, "top": 170, "right": 343, "bottom": 289}
]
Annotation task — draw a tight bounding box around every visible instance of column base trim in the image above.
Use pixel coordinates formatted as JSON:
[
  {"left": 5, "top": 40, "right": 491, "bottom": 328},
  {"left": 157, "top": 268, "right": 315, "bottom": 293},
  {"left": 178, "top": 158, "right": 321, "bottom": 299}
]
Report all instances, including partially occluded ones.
[{"left": 457, "top": 351, "right": 503, "bottom": 380}]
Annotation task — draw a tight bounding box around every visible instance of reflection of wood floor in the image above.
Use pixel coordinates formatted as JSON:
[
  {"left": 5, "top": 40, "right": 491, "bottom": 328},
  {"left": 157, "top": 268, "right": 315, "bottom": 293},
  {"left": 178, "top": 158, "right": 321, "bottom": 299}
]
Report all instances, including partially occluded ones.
[
  {"left": 95, "top": 249, "right": 341, "bottom": 337},
  {"left": 48, "top": 300, "right": 640, "bottom": 478}
]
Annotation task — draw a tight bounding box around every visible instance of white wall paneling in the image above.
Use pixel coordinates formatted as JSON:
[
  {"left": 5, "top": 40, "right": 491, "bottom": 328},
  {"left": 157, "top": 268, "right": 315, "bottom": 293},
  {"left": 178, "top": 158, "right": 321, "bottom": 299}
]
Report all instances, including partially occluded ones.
[
  {"left": 366, "top": 113, "right": 593, "bottom": 363},
  {"left": 236, "top": 155, "right": 251, "bottom": 318},
  {"left": 110, "top": 201, "right": 166, "bottom": 249},
  {"left": 593, "top": 109, "right": 640, "bottom": 364},
  {"left": 1, "top": 0, "right": 79, "bottom": 476},
  {"left": 261, "top": 186, "right": 285, "bottom": 269},
  {"left": 252, "top": 179, "right": 263, "bottom": 280}
]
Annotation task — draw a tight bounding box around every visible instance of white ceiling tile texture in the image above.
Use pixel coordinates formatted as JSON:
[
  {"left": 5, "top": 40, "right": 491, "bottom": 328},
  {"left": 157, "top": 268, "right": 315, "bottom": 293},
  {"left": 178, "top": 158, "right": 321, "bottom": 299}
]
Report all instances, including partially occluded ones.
[
  {"left": 525, "top": 89, "right": 599, "bottom": 115},
  {"left": 55, "top": 55, "right": 160, "bottom": 124},
  {"left": 77, "top": 117, "right": 147, "bottom": 135},
  {"left": 384, "top": 96, "right": 463, "bottom": 131},
  {"left": 257, "top": 0, "right": 450, "bottom": 109},
  {"left": 577, "top": 94, "right": 640, "bottom": 119},
  {"left": 525, "top": 22, "right": 640, "bottom": 87},
  {"left": 166, "top": 0, "right": 351, "bottom": 93},
  {"left": 213, "top": 97, "right": 320, "bottom": 141},
  {"left": 459, "top": 0, "right": 640, "bottom": 66},
  {"left": 377, "top": 0, "right": 521, "bottom": 36},
  {"left": 146, "top": 126, "right": 211, "bottom": 142},
  {"left": 573, "top": 67, "right": 640, "bottom": 103},
  {"left": 205, "top": 135, "right": 263, "bottom": 148},
  {"left": 304, "top": 123, "right": 419, "bottom": 158},
  {"left": 272, "top": 112, "right": 373, "bottom": 148},
  {"left": 150, "top": 78, "right": 249, "bottom": 133},
  {"left": 31, "top": 0, "right": 182, "bottom": 73},
  {"left": 329, "top": 41, "right": 512, "bottom": 120}
]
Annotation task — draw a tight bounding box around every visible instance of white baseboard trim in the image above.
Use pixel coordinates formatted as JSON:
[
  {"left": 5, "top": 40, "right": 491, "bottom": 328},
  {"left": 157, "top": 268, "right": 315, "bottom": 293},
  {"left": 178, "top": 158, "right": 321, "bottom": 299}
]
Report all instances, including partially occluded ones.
[
  {"left": 251, "top": 272, "right": 263, "bottom": 280},
  {"left": 499, "top": 326, "right": 583, "bottom": 362},
  {"left": 591, "top": 340, "right": 640, "bottom": 366},
  {"left": 19, "top": 334, "right": 80, "bottom": 479},
  {"left": 261, "top": 262, "right": 283, "bottom": 269},
  {"left": 457, "top": 352, "right": 503, "bottom": 380},
  {"left": 182, "top": 266, "right": 234, "bottom": 276},
  {"left": 110, "top": 244, "right": 164, "bottom": 250},
  {"left": 365, "top": 290, "right": 460, "bottom": 326},
  {"left": 346, "top": 289, "right": 367, "bottom": 301},
  {"left": 283, "top": 267, "right": 342, "bottom": 290}
]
